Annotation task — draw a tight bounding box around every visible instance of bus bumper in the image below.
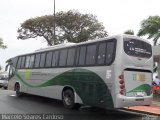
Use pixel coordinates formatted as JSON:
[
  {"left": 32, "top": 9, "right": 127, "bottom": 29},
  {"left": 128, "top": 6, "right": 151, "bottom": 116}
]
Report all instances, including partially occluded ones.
[{"left": 115, "top": 94, "right": 153, "bottom": 108}]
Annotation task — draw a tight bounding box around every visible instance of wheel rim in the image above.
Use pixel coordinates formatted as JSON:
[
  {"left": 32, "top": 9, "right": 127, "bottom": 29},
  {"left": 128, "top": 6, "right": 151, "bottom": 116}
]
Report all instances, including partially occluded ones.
[{"left": 63, "top": 92, "right": 72, "bottom": 106}]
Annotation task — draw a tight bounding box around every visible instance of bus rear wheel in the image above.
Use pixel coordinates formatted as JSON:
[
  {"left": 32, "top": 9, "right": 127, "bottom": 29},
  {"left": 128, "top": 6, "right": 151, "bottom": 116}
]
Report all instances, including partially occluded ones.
[{"left": 62, "top": 89, "right": 81, "bottom": 109}]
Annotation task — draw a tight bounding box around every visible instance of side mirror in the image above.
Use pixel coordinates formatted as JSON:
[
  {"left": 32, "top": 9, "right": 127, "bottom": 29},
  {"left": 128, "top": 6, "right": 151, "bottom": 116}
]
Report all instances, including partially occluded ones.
[
  {"left": 5, "top": 64, "right": 9, "bottom": 71},
  {"left": 153, "top": 66, "right": 157, "bottom": 72}
]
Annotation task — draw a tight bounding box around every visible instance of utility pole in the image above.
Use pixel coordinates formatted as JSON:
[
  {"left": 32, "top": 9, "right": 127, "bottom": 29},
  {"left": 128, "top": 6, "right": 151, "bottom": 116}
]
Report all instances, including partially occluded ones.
[{"left": 53, "top": 0, "right": 56, "bottom": 45}]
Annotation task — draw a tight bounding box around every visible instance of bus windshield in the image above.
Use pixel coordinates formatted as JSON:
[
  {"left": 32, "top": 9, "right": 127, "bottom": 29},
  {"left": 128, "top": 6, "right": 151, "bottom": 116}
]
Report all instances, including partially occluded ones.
[{"left": 124, "top": 38, "right": 152, "bottom": 58}]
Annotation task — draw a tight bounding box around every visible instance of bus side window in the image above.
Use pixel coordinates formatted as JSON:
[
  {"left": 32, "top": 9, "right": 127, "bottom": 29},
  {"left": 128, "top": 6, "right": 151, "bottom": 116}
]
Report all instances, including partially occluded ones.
[
  {"left": 12, "top": 57, "right": 18, "bottom": 68},
  {"left": 21, "top": 56, "right": 26, "bottom": 69},
  {"left": 97, "top": 43, "right": 106, "bottom": 65},
  {"left": 52, "top": 51, "right": 59, "bottom": 67},
  {"left": 59, "top": 49, "right": 67, "bottom": 67},
  {"left": 25, "top": 56, "right": 30, "bottom": 68},
  {"left": 17, "top": 57, "right": 22, "bottom": 69},
  {"left": 29, "top": 55, "right": 35, "bottom": 68},
  {"left": 40, "top": 53, "right": 46, "bottom": 68},
  {"left": 86, "top": 44, "right": 96, "bottom": 65},
  {"left": 34, "top": 54, "right": 41, "bottom": 68},
  {"left": 78, "top": 46, "right": 86, "bottom": 66},
  {"left": 45, "top": 51, "right": 53, "bottom": 67},
  {"left": 75, "top": 47, "right": 80, "bottom": 66},
  {"left": 67, "top": 48, "right": 76, "bottom": 66},
  {"left": 106, "top": 42, "right": 115, "bottom": 65}
]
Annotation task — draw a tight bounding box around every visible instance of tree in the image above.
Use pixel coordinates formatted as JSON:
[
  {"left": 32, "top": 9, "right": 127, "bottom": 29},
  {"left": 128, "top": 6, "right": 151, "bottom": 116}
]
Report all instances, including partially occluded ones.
[
  {"left": 124, "top": 30, "right": 134, "bottom": 35},
  {"left": 0, "top": 38, "right": 7, "bottom": 49},
  {"left": 137, "top": 16, "right": 160, "bottom": 45},
  {"left": 17, "top": 10, "right": 108, "bottom": 45},
  {"left": 0, "top": 38, "right": 7, "bottom": 71},
  {"left": 0, "top": 66, "right": 2, "bottom": 71}
]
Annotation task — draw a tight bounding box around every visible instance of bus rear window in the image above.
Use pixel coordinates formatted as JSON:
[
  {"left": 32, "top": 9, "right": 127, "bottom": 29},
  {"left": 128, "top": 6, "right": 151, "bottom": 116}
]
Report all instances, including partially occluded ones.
[{"left": 124, "top": 38, "right": 152, "bottom": 58}]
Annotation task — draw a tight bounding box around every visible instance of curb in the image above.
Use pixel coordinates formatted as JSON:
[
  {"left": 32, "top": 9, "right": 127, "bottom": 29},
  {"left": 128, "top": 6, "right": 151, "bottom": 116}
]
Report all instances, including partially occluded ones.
[{"left": 122, "top": 107, "right": 160, "bottom": 116}]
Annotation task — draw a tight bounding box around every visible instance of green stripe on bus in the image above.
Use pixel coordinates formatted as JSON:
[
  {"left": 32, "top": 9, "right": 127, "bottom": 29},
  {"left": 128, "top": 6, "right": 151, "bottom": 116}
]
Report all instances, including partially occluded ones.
[
  {"left": 127, "top": 84, "right": 152, "bottom": 96},
  {"left": 15, "top": 69, "right": 114, "bottom": 109}
]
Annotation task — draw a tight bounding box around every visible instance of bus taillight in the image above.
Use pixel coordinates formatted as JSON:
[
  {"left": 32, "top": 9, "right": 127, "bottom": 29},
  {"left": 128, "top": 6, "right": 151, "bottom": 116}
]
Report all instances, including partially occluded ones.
[
  {"left": 120, "top": 84, "right": 125, "bottom": 89},
  {"left": 120, "top": 90, "right": 125, "bottom": 95},
  {"left": 119, "top": 74, "right": 125, "bottom": 95},
  {"left": 119, "top": 74, "right": 124, "bottom": 84},
  {"left": 119, "top": 79, "right": 124, "bottom": 84},
  {"left": 119, "top": 75, "right": 124, "bottom": 80}
]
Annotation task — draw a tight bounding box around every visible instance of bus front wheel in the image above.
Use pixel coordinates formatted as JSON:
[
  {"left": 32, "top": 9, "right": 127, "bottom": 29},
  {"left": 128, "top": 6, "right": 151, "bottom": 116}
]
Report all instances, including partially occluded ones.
[
  {"left": 15, "top": 83, "right": 22, "bottom": 97},
  {"left": 62, "top": 89, "right": 81, "bottom": 109}
]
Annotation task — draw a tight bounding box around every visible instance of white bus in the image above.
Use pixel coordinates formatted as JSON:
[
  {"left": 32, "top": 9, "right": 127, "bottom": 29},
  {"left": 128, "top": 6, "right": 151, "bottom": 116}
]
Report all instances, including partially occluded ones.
[{"left": 6, "top": 35, "right": 153, "bottom": 109}]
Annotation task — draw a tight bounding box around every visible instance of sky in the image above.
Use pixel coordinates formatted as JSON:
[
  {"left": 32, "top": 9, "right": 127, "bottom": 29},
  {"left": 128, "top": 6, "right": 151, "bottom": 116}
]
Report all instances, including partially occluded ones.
[{"left": 0, "top": 0, "right": 160, "bottom": 70}]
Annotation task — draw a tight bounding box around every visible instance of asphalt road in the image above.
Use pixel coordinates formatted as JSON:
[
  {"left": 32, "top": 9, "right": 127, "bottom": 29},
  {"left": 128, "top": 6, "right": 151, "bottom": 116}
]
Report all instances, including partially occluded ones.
[{"left": 0, "top": 89, "right": 152, "bottom": 120}]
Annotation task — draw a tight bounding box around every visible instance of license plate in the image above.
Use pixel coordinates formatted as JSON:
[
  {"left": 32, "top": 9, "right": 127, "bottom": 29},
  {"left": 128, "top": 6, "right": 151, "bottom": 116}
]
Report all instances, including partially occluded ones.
[
  {"left": 136, "top": 92, "right": 145, "bottom": 97},
  {"left": 135, "top": 98, "right": 144, "bottom": 101},
  {"left": 133, "top": 74, "right": 145, "bottom": 81}
]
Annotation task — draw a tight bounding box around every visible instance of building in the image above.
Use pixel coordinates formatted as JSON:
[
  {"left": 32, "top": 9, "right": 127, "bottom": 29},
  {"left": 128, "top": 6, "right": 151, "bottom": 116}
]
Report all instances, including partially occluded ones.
[{"left": 153, "top": 45, "right": 160, "bottom": 77}]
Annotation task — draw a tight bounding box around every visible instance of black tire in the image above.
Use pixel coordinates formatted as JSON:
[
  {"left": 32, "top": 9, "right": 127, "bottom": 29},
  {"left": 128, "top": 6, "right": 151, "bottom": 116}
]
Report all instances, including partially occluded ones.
[
  {"left": 62, "top": 89, "right": 81, "bottom": 109},
  {"left": 15, "top": 83, "right": 22, "bottom": 97},
  {"left": 4, "top": 87, "right": 7, "bottom": 90}
]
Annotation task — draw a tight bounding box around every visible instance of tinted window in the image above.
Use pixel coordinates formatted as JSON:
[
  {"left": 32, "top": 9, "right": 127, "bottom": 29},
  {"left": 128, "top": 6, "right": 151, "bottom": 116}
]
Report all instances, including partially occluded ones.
[
  {"left": 29, "top": 55, "right": 35, "bottom": 68},
  {"left": 34, "top": 54, "right": 40, "bottom": 68},
  {"left": 106, "top": 42, "right": 115, "bottom": 65},
  {"left": 59, "top": 49, "right": 67, "bottom": 67},
  {"left": 40, "top": 53, "right": 46, "bottom": 67},
  {"left": 75, "top": 47, "right": 80, "bottom": 65},
  {"left": 52, "top": 51, "right": 59, "bottom": 67},
  {"left": 124, "top": 38, "right": 152, "bottom": 58},
  {"left": 21, "top": 56, "right": 26, "bottom": 68},
  {"left": 12, "top": 57, "right": 18, "bottom": 68},
  {"left": 17, "top": 57, "right": 22, "bottom": 68},
  {"left": 97, "top": 43, "right": 106, "bottom": 65},
  {"left": 46, "top": 51, "right": 53, "bottom": 67},
  {"left": 78, "top": 46, "right": 86, "bottom": 65},
  {"left": 25, "top": 56, "right": 30, "bottom": 68},
  {"left": 67, "top": 48, "right": 76, "bottom": 66},
  {"left": 86, "top": 44, "right": 96, "bottom": 65}
]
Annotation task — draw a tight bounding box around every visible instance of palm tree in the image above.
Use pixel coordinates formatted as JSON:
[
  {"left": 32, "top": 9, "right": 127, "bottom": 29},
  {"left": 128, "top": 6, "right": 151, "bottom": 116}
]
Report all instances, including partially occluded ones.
[
  {"left": 0, "top": 38, "right": 7, "bottom": 49},
  {"left": 124, "top": 30, "right": 134, "bottom": 35},
  {"left": 137, "top": 16, "right": 160, "bottom": 45},
  {"left": 0, "top": 38, "right": 7, "bottom": 71}
]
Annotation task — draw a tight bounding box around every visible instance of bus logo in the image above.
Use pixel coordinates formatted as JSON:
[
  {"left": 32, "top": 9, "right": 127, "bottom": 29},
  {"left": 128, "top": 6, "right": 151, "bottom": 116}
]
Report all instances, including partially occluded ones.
[{"left": 24, "top": 69, "right": 32, "bottom": 79}]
